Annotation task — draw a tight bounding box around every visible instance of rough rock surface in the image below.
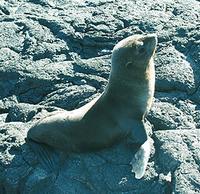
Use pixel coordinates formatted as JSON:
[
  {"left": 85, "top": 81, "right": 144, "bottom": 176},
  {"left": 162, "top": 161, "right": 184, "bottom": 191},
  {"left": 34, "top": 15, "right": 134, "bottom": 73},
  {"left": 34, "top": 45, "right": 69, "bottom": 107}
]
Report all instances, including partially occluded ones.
[{"left": 0, "top": 0, "right": 199, "bottom": 193}]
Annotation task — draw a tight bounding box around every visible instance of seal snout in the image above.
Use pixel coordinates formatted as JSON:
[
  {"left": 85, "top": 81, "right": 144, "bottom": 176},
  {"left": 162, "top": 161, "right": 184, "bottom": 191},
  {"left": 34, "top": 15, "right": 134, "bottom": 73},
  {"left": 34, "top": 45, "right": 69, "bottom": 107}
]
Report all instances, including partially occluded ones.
[
  {"left": 142, "top": 34, "right": 157, "bottom": 57},
  {"left": 144, "top": 34, "right": 157, "bottom": 45}
]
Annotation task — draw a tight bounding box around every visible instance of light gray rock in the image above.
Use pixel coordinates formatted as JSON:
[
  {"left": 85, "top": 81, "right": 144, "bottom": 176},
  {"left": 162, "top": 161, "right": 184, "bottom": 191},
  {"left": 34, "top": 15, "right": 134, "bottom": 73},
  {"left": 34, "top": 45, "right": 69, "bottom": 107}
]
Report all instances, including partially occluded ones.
[
  {"left": 0, "top": 0, "right": 200, "bottom": 193},
  {"left": 0, "top": 96, "right": 18, "bottom": 113},
  {"left": 155, "top": 44, "right": 196, "bottom": 94},
  {"left": 154, "top": 129, "right": 200, "bottom": 194},
  {"left": 6, "top": 103, "right": 42, "bottom": 122},
  {"left": 148, "top": 101, "right": 196, "bottom": 130},
  {"left": 0, "top": 122, "right": 34, "bottom": 194}
]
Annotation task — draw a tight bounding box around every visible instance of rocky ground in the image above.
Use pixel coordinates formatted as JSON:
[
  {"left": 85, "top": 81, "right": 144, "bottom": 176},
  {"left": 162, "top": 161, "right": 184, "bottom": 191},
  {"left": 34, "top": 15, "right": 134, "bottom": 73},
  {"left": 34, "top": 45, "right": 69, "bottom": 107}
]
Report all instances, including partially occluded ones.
[{"left": 0, "top": 0, "right": 200, "bottom": 193}]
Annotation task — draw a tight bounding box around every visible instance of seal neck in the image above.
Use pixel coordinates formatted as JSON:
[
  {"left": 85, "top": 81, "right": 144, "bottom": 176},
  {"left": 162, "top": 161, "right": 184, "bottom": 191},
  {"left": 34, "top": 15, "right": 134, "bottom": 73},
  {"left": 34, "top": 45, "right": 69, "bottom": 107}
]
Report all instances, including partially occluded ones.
[
  {"left": 102, "top": 59, "right": 154, "bottom": 120},
  {"left": 102, "top": 87, "right": 145, "bottom": 120},
  {"left": 104, "top": 76, "right": 144, "bottom": 100}
]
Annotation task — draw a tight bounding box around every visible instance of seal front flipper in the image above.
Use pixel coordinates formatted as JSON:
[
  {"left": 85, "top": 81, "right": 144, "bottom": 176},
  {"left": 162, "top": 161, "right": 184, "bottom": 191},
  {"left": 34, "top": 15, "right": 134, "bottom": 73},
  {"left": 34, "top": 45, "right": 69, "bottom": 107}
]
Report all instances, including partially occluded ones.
[
  {"left": 130, "top": 139, "right": 151, "bottom": 179},
  {"left": 127, "top": 121, "right": 150, "bottom": 179},
  {"left": 128, "top": 120, "right": 148, "bottom": 146}
]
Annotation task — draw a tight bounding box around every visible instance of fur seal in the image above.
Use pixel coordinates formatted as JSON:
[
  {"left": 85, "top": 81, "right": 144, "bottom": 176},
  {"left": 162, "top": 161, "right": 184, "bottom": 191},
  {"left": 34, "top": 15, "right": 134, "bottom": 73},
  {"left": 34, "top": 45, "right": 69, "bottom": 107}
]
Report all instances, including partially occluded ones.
[{"left": 27, "top": 34, "right": 157, "bottom": 179}]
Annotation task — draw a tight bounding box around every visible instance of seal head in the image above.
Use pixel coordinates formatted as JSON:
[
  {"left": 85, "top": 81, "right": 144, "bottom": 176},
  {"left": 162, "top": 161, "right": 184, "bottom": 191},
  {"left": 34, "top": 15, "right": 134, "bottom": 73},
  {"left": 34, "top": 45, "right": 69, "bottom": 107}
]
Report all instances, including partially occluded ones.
[{"left": 111, "top": 34, "right": 157, "bottom": 81}]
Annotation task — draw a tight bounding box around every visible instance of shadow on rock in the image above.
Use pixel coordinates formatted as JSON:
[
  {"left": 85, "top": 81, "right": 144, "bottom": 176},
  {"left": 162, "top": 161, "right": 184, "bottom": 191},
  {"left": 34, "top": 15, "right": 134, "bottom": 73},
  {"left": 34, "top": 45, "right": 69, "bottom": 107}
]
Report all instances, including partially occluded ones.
[{"left": 0, "top": 121, "right": 172, "bottom": 194}]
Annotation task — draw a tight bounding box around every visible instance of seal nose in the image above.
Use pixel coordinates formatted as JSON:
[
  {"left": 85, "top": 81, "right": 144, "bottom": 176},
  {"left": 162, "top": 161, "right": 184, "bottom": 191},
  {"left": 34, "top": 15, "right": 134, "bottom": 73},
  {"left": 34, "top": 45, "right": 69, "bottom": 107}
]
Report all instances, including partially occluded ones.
[{"left": 144, "top": 34, "right": 157, "bottom": 45}]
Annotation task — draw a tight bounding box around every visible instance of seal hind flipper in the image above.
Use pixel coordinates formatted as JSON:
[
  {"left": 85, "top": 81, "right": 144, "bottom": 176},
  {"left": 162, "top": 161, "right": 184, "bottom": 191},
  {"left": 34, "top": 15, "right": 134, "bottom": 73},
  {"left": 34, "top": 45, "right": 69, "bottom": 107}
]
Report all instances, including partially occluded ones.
[{"left": 27, "top": 139, "right": 60, "bottom": 174}]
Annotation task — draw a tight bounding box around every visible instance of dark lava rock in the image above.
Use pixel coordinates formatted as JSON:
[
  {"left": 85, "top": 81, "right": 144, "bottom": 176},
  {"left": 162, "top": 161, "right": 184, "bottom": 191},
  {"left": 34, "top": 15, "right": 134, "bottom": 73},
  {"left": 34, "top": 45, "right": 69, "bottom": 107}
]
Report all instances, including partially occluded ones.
[
  {"left": 154, "top": 129, "right": 200, "bottom": 194},
  {"left": 0, "top": 0, "right": 200, "bottom": 193}
]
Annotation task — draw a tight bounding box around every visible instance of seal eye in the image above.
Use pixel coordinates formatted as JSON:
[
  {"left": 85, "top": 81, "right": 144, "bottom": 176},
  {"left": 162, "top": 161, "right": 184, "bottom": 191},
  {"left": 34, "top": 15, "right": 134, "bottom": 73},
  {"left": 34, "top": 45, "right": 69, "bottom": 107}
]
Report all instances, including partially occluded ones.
[{"left": 125, "top": 62, "right": 133, "bottom": 69}]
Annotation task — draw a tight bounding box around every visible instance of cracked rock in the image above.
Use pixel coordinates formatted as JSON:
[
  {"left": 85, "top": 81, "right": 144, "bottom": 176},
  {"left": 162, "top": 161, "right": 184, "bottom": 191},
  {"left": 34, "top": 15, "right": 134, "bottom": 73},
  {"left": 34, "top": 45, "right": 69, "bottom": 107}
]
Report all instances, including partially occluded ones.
[
  {"left": 154, "top": 129, "right": 200, "bottom": 194},
  {"left": 0, "top": 0, "right": 200, "bottom": 193}
]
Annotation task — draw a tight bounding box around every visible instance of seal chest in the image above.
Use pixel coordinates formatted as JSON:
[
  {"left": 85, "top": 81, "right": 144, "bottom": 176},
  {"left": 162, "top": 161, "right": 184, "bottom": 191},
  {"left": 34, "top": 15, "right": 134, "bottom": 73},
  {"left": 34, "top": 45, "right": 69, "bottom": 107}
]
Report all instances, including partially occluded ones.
[{"left": 27, "top": 34, "right": 157, "bottom": 179}]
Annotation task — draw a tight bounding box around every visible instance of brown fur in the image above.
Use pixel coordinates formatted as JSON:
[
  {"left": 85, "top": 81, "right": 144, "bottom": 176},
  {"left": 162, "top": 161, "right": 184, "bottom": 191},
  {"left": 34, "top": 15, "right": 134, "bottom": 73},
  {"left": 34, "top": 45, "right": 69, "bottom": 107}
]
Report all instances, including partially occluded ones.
[{"left": 27, "top": 34, "right": 157, "bottom": 153}]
